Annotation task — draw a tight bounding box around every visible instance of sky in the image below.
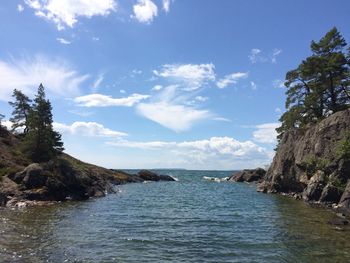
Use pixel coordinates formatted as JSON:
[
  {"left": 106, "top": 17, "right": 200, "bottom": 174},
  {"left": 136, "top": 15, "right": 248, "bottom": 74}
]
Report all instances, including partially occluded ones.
[{"left": 0, "top": 0, "right": 349, "bottom": 170}]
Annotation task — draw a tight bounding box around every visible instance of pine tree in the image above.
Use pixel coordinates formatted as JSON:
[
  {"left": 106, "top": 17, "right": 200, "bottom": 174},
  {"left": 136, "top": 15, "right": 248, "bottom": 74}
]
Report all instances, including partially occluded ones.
[
  {"left": 8, "top": 89, "right": 32, "bottom": 134},
  {"left": 23, "top": 84, "right": 64, "bottom": 162},
  {"left": 277, "top": 28, "right": 350, "bottom": 140}
]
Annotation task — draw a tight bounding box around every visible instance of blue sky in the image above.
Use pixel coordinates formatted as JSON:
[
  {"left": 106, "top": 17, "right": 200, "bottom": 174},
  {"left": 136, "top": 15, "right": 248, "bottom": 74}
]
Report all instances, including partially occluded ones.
[{"left": 0, "top": 0, "right": 349, "bottom": 170}]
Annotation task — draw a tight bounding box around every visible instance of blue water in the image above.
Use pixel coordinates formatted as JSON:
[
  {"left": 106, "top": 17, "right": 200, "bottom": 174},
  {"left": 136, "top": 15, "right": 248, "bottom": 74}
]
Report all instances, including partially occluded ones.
[{"left": 1, "top": 170, "right": 350, "bottom": 262}]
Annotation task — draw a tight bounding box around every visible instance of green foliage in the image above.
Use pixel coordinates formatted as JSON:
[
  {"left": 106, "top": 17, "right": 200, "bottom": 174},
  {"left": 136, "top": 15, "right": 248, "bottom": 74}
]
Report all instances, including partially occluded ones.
[
  {"left": 277, "top": 27, "right": 350, "bottom": 141},
  {"left": 326, "top": 176, "right": 347, "bottom": 192},
  {"left": 22, "top": 84, "right": 64, "bottom": 162},
  {"left": 301, "top": 155, "right": 330, "bottom": 176},
  {"left": 8, "top": 89, "right": 32, "bottom": 134},
  {"left": 337, "top": 133, "right": 350, "bottom": 160}
]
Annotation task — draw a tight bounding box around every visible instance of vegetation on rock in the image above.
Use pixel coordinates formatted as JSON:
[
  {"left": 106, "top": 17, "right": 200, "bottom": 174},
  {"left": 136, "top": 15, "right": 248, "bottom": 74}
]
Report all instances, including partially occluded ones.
[
  {"left": 8, "top": 84, "right": 64, "bottom": 162},
  {"left": 277, "top": 27, "right": 350, "bottom": 141}
]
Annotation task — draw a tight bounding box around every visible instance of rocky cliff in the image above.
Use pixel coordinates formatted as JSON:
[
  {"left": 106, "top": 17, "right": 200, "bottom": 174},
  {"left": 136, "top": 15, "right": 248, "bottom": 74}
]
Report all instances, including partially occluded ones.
[
  {"left": 0, "top": 128, "right": 175, "bottom": 207},
  {"left": 258, "top": 109, "right": 350, "bottom": 210}
]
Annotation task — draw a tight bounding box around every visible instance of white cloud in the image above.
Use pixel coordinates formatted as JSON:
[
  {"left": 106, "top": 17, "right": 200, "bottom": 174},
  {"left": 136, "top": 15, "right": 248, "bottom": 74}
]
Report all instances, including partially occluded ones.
[
  {"left": 24, "top": 0, "right": 117, "bottom": 30},
  {"left": 271, "top": 49, "right": 282, "bottom": 63},
  {"left": 74, "top": 93, "right": 150, "bottom": 107},
  {"left": 91, "top": 74, "right": 104, "bottom": 92},
  {"left": 152, "top": 85, "right": 163, "bottom": 91},
  {"left": 137, "top": 101, "right": 211, "bottom": 132},
  {"left": 0, "top": 55, "right": 89, "bottom": 101},
  {"left": 136, "top": 84, "right": 215, "bottom": 132},
  {"left": 162, "top": 0, "right": 172, "bottom": 13},
  {"left": 17, "top": 4, "right": 24, "bottom": 12},
  {"left": 54, "top": 121, "right": 127, "bottom": 138},
  {"left": 92, "top": 37, "right": 100, "bottom": 41},
  {"left": 248, "top": 48, "right": 262, "bottom": 63},
  {"left": 252, "top": 123, "right": 279, "bottom": 144},
  {"left": 154, "top": 63, "right": 215, "bottom": 90},
  {"left": 108, "top": 136, "right": 272, "bottom": 169},
  {"left": 250, "top": 81, "right": 257, "bottom": 90},
  {"left": 132, "top": 0, "right": 158, "bottom": 24},
  {"left": 56, "top": 37, "right": 71, "bottom": 45},
  {"left": 195, "top": 96, "right": 208, "bottom": 102},
  {"left": 216, "top": 72, "right": 248, "bottom": 89},
  {"left": 273, "top": 79, "right": 285, "bottom": 88},
  {"left": 120, "top": 89, "right": 126, "bottom": 94},
  {"left": 249, "top": 48, "right": 282, "bottom": 64},
  {"left": 275, "top": 107, "right": 281, "bottom": 113}
]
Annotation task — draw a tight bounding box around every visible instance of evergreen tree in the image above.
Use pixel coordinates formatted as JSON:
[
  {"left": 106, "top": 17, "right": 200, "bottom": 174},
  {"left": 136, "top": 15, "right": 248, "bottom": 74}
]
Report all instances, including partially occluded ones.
[
  {"left": 277, "top": 28, "right": 350, "bottom": 140},
  {"left": 8, "top": 89, "right": 32, "bottom": 134},
  {"left": 23, "top": 84, "right": 64, "bottom": 162}
]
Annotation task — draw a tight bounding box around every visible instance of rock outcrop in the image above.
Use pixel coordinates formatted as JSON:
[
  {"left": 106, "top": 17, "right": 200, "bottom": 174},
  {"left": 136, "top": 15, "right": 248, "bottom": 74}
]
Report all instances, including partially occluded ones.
[
  {"left": 0, "top": 132, "right": 175, "bottom": 207},
  {"left": 228, "top": 168, "right": 266, "bottom": 183},
  {"left": 258, "top": 108, "right": 350, "bottom": 208}
]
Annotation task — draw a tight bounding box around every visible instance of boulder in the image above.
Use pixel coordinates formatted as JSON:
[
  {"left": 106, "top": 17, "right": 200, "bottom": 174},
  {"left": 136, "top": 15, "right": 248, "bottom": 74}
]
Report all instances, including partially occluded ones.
[
  {"left": 319, "top": 183, "right": 343, "bottom": 203},
  {"left": 339, "top": 181, "right": 350, "bottom": 208},
  {"left": 302, "top": 170, "right": 325, "bottom": 201},
  {"left": 12, "top": 163, "right": 48, "bottom": 189},
  {"left": 137, "top": 170, "right": 175, "bottom": 181},
  {"left": 228, "top": 168, "right": 266, "bottom": 183}
]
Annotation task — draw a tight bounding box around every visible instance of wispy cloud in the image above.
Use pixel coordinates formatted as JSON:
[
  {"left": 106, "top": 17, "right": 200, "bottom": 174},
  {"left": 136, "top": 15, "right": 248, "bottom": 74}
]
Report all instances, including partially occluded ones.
[
  {"left": 136, "top": 85, "right": 222, "bottom": 132},
  {"left": 137, "top": 101, "right": 211, "bottom": 132},
  {"left": 54, "top": 121, "right": 128, "bottom": 138},
  {"left": 273, "top": 79, "right": 285, "bottom": 88},
  {"left": 154, "top": 63, "right": 215, "bottom": 90},
  {"left": 17, "top": 4, "right": 24, "bottom": 12},
  {"left": 271, "top": 49, "right": 282, "bottom": 63},
  {"left": 249, "top": 48, "right": 282, "bottom": 64},
  {"left": 248, "top": 48, "right": 262, "bottom": 63},
  {"left": 74, "top": 93, "right": 150, "bottom": 107},
  {"left": 91, "top": 73, "right": 104, "bottom": 92},
  {"left": 250, "top": 81, "right": 257, "bottom": 90},
  {"left": 162, "top": 0, "right": 172, "bottom": 13},
  {"left": 56, "top": 38, "right": 71, "bottom": 45},
  {"left": 216, "top": 72, "right": 248, "bottom": 89},
  {"left": 0, "top": 55, "right": 89, "bottom": 101},
  {"left": 252, "top": 123, "right": 279, "bottom": 144},
  {"left": 132, "top": 0, "right": 158, "bottom": 24},
  {"left": 24, "top": 0, "right": 117, "bottom": 30}
]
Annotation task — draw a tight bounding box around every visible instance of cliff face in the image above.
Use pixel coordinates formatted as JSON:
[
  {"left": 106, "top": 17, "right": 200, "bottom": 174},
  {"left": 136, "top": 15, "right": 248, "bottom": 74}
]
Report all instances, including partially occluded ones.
[{"left": 259, "top": 109, "right": 350, "bottom": 207}]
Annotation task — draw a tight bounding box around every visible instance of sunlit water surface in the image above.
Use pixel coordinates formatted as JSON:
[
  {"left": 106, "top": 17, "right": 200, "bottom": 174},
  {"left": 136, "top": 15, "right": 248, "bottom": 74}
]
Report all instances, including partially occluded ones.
[{"left": 1, "top": 170, "right": 349, "bottom": 262}]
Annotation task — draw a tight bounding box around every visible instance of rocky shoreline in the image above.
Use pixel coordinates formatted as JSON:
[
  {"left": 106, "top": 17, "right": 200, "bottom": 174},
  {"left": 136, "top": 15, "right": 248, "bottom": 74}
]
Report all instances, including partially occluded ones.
[
  {"left": 227, "top": 110, "right": 350, "bottom": 224},
  {"left": 0, "top": 165, "right": 175, "bottom": 208}
]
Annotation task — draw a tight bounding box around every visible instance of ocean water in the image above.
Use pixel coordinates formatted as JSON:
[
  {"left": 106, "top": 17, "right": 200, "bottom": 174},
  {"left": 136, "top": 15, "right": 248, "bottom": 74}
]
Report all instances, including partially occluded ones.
[{"left": 1, "top": 170, "right": 350, "bottom": 263}]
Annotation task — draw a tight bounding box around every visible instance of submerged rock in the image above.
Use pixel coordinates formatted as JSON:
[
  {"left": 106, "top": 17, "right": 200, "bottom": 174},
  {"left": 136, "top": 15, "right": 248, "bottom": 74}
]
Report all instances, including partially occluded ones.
[{"left": 228, "top": 168, "right": 266, "bottom": 183}]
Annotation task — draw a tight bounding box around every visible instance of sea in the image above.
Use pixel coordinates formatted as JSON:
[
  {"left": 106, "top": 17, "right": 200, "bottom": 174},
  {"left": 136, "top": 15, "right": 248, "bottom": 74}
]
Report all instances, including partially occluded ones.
[{"left": 1, "top": 170, "right": 350, "bottom": 262}]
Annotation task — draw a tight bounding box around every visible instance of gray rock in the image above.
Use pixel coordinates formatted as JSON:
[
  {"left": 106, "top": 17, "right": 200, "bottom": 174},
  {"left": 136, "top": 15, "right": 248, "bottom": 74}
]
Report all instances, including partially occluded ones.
[
  {"left": 319, "top": 183, "right": 343, "bottom": 203},
  {"left": 228, "top": 168, "right": 266, "bottom": 183},
  {"left": 302, "top": 171, "right": 326, "bottom": 201},
  {"left": 260, "top": 108, "right": 350, "bottom": 197},
  {"left": 339, "top": 181, "right": 350, "bottom": 208},
  {"left": 16, "top": 163, "right": 48, "bottom": 189}
]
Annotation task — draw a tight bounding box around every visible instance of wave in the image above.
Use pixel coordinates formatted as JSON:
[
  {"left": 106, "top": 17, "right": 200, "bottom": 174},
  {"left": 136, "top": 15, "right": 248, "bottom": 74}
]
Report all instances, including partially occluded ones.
[{"left": 203, "top": 176, "right": 228, "bottom": 182}]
